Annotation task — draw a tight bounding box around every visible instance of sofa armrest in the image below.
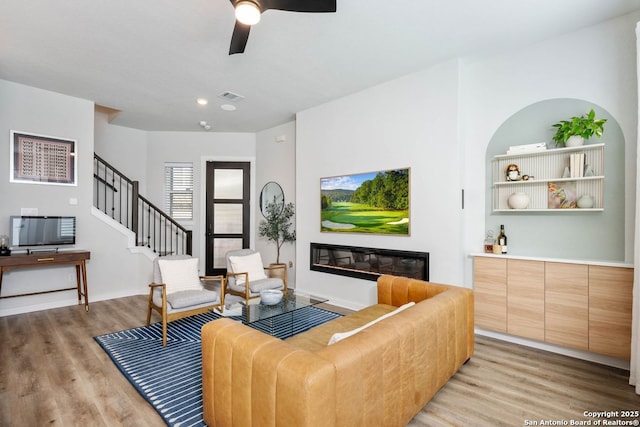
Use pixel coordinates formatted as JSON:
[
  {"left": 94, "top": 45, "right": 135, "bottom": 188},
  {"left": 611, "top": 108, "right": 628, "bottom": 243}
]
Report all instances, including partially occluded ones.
[
  {"left": 377, "top": 274, "right": 474, "bottom": 362},
  {"left": 202, "top": 319, "right": 336, "bottom": 427},
  {"left": 313, "top": 275, "right": 474, "bottom": 425},
  {"left": 377, "top": 274, "right": 453, "bottom": 305}
]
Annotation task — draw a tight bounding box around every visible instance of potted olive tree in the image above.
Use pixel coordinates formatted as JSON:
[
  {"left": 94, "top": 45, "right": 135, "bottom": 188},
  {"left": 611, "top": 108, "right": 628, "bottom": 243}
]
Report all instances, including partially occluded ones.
[
  {"left": 552, "top": 109, "right": 607, "bottom": 147},
  {"left": 258, "top": 200, "right": 296, "bottom": 265}
]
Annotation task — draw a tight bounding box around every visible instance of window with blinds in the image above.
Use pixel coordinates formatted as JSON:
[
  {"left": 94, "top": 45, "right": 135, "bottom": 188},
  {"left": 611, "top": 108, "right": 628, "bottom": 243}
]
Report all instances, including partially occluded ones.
[{"left": 165, "top": 162, "right": 193, "bottom": 220}]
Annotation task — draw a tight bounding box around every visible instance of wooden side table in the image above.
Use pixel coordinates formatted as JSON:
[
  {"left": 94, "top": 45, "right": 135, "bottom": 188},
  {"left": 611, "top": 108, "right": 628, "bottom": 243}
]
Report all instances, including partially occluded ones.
[{"left": 0, "top": 250, "right": 91, "bottom": 311}]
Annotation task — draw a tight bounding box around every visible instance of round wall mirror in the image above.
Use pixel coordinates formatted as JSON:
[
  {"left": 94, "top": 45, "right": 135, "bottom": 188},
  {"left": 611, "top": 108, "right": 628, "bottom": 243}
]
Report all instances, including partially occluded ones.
[{"left": 260, "top": 181, "right": 284, "bottom": 217}]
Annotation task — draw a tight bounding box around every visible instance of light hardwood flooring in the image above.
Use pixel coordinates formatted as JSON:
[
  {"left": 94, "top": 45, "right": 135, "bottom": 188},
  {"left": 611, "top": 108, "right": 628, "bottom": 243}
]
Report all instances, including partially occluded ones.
[{"left": 1, "top": 295, "right": 638, "bottom": 426}]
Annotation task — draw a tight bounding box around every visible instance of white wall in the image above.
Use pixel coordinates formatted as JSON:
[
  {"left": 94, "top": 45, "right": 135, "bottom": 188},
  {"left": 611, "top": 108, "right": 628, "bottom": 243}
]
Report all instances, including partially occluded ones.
[
  {"left": 0, "top": 80, "right": 150, "bottom": 316},
  {"left": 461, "top": 11, "right": 639, "bottom": 284},
  {"left": 255, "top": 121, "right": 297, "bottom": 283},
  {"left": 145, "top": 131, "right": 256, "bottom": 272},
  {"left": 0, "top": 84, "right": 258, "bottom": 316},
  {"left": 296, "top": 60, "right": 462, "bottom": 309},
  {"left": 3, "top": 11, "right": 637, "bottom": 318},
  {"left": 295, "top": 11, "right": 640, "bottom": 310},
  {"left": 94, "top": 109, "right": 148, "bottom": 193}
]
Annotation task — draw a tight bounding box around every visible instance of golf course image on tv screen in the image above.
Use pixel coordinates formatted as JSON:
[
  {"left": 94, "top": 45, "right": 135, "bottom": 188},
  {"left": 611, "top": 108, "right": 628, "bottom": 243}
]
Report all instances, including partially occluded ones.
[{"left": 320, "top": 168, "right": 410, "bottom": 235}]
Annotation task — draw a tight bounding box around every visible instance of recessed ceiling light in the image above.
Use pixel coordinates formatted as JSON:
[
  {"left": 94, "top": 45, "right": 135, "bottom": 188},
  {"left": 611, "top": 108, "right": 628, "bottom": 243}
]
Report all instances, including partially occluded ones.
[
  {"left": 220, "top": 104, "right": 237, "bottom": 111},
  {"left": 196, "top": 98, "right": 208, "bottom": 106}
]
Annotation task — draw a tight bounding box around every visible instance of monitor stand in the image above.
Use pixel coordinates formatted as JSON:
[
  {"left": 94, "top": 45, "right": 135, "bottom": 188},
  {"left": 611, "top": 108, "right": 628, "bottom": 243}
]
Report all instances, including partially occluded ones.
[{"left": 26, "top": 248, "right": 60, "bottom": 255}]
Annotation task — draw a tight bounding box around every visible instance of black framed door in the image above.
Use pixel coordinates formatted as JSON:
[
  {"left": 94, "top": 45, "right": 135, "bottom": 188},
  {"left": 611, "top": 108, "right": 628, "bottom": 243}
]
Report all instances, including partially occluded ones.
[{"left": 205, "top": 161, "right": 250, "bottom": 275}]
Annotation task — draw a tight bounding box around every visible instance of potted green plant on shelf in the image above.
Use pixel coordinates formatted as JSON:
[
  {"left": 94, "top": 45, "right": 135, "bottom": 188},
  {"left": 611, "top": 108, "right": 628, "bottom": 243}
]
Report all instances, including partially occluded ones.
[
  {"left": 258, "top": 200, "right": 296, "bottom": 265},
  {"left": 551, "top": 109, "right": 606, "bottom": 147}
]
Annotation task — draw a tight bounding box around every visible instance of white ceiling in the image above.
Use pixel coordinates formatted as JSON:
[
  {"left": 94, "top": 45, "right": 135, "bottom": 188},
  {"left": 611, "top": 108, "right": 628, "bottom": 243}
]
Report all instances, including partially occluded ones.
[{"left": 2, "top": 0, "right": 640, "bottom": 132}]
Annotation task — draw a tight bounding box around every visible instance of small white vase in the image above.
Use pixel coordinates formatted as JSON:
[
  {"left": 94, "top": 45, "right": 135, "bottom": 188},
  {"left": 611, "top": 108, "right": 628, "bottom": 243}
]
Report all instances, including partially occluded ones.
[
  {"left": 577, "top": 194, "right": 594, "bottom": 209},
  {"left": 508, "top": 192, "right": 530, "bottom": 209},
  {"left": 565, "top": 135, "right": 585, "bottom": 147}
]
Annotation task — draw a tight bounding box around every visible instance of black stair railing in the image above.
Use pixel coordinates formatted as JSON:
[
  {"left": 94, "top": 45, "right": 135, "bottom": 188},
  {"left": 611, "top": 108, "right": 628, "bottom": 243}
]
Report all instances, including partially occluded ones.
[{"left": 93, "top": 154, "right": 192, "bottom": 256}]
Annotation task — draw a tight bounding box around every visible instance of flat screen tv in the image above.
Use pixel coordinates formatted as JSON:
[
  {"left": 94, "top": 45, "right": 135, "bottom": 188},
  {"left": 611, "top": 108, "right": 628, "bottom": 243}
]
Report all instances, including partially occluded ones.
[{"left": 10, "top": 216, "right": 76, "bottom": 252}]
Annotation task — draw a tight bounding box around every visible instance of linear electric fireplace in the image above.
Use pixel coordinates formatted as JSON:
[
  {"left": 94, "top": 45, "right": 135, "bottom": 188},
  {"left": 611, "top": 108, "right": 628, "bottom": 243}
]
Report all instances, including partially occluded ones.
[{"left": 310, "top": 242, "right": 429, "bottom": 281}]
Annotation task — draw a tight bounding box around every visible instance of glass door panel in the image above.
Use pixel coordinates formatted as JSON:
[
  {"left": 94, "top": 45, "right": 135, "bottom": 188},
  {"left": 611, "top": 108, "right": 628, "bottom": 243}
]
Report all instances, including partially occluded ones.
[
  {"left": 214, "top": 169, "right": 244, "bottom": 199},
  {"left": 213, "top": 204, "right": 243, "bottom": 234},
  {"left": 213, "top": 238, "right": 243, "bottom": 269},
  {"left": 206, "top": 162, "right": 250, "bottom": 275}
]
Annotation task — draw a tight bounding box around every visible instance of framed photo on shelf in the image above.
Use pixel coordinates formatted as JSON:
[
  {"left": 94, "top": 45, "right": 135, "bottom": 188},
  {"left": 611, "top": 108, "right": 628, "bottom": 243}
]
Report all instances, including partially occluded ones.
[
  {"left": 10, "top": 131, "right": 77, "bottom": 186},
  {"left": 548, "top": 181, "right": 577, "bottom": 209}
]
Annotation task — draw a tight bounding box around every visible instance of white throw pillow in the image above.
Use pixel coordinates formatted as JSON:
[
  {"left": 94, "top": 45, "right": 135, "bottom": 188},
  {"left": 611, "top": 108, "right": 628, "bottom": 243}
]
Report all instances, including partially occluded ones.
[
  {"left": 328, "top": 301, "right": 415, "bottom": 345},
  {"left": 158, "top": 257, "right": 203, "bottom": 293},
  {"left": 228, "top": 252, "right": 267, "bottom": 285}
]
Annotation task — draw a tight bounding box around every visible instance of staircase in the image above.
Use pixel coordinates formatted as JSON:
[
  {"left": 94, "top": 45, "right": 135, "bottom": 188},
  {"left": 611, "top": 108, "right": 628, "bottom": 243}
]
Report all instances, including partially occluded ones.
[{"left": 93, "top": 154, "right": 192, "bottom": 256}]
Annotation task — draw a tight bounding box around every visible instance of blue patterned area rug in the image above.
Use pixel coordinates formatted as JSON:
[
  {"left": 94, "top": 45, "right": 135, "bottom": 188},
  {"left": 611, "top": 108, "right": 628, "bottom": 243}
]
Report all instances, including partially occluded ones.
[{"left": 94, "top": 306, "right": 341, "bottom": 427}]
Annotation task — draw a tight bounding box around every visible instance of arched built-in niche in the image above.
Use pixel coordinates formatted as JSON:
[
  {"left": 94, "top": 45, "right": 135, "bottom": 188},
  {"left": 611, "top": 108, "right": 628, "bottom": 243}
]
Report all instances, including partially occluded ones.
[{"left": 484, "top": 98, "right": 625, "bottom": 261}]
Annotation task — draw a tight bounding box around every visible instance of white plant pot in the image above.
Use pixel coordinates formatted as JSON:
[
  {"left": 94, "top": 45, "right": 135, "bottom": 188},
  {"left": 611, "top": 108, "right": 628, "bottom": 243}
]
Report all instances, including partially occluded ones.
[
  {"left": 508, "top": 192, "right": 530, "bottom": 209},
  {"left": 565, "top": 135, "right": 585, "bottom": 147}
]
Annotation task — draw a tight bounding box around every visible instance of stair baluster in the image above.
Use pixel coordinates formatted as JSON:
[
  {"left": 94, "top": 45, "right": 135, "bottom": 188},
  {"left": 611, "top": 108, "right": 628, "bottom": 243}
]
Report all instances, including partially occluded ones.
[{"left": 93, "top": 154, "right": 192, "bottom": 256}]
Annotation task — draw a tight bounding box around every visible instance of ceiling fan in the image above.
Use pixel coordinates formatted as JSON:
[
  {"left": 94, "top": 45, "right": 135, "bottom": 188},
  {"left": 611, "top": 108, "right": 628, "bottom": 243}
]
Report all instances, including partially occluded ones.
[{"left": 228, "top": 0, "right": 337, "bottom": 55}]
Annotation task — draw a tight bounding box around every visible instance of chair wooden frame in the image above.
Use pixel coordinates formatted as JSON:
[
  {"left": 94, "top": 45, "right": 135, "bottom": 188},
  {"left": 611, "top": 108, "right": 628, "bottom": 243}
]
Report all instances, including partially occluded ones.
[
  {"left": 225, "top": 264, "right": 287, "bottom": 305},
  {"left": 147, "top": 275, "right": 225, "bottom": 346}
]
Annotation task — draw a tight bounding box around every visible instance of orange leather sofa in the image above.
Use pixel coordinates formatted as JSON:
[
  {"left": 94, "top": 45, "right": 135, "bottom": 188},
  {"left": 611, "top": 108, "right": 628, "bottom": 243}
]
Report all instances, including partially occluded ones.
[{"left": 201, "top": 275, "right": 474, "bottom": 427}]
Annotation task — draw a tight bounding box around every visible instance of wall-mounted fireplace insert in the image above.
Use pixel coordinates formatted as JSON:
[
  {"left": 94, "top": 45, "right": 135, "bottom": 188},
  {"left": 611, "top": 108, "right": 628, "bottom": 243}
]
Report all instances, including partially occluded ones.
[{"left": 310, "top": 242, "right": 429, "bottom": 281}]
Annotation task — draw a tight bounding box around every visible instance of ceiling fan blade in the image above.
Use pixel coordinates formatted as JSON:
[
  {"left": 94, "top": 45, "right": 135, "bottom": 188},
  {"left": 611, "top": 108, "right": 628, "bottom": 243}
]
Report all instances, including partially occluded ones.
[
  {"left": 229, "top": 21, "right": 251, "bottom": 55},
  {"left": 261, "top": 0, "right": 336, "bottom": 13}
]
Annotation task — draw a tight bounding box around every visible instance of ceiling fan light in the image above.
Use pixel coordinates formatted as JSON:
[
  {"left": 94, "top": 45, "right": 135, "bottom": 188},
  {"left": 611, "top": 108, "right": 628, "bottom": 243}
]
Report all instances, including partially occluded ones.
[{"left": 235, "top": 1, "right": 261, "bottom": 25}]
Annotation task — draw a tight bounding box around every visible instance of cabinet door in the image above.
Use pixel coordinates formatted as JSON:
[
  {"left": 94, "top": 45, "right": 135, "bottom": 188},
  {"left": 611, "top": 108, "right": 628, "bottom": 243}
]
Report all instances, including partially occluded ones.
[
  {"left": 473, "top": 257, "right": 507, "bottom": 332},
  {"left": 507, "top": 259, "right": 545, "bottom": 341},
  {"left": 589, "top": 266, "right": 633, "bottom": 360},
  {"left": 545, "top": 262, "right": 589, "bottom": 350}
]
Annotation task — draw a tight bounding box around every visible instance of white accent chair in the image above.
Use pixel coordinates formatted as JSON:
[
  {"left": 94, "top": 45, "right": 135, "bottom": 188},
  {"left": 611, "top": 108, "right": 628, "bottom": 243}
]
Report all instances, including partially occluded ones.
[
  {"left": 147, "top": 255, "right": 224, "bottom": 346},
  {"left": 225, "top": 249, "right": 286, "bottom": 305}
]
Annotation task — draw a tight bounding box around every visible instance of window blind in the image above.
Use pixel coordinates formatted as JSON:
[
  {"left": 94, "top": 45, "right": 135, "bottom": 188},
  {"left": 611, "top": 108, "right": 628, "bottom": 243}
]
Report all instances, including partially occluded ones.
[{"left": 165, "top": 162, "right": 193, "bottom": 220}]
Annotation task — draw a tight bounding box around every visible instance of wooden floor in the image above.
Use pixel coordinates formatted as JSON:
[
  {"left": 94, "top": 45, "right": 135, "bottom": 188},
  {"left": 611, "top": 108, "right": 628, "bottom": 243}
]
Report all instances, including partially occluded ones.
[{"left": 1, "top": 295, "right": 638, "bottom": 426}]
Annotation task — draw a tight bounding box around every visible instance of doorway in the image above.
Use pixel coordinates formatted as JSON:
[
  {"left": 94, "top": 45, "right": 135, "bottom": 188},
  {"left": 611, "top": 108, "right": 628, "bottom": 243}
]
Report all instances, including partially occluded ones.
[{"left": 205, "top": 161, "right": 250, "bottom": 275}]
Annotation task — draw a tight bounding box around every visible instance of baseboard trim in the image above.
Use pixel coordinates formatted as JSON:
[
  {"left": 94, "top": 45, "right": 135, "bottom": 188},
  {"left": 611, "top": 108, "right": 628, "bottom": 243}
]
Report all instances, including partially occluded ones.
[
  {"left": 475, "top": 328, "right": 629, "bottom": 370},
  {"left": 0, "top": 289, "right": 145, "bottom": 317}
]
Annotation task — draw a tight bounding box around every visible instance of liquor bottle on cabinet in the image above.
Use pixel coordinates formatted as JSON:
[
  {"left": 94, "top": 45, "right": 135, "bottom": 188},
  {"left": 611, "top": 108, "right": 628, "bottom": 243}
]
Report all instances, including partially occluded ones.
[{"left": 498, "top": 225, "right": 507, "bottom": 254}]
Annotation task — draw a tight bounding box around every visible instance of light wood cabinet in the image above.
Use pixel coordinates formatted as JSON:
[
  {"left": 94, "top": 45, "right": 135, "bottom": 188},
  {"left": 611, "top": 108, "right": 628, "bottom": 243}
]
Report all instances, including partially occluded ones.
[
  {"left": 472, "top": 255, "right": 632, "bottom": 360},
  {"left": 544, "top": 262, "right": 589, "bottom": 351},
  {"left": 588, "top": 265, "right": 633, "bottom": 359},
  {"left": 507, "top": 259, "right": 544, "bottom": 341},
  {"left": 473, "top": 257, "right": 507, "bottom": 332}
]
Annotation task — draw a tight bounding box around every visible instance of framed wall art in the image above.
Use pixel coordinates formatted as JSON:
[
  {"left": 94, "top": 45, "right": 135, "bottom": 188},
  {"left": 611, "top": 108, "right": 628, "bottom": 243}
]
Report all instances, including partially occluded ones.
[
  {"left": 10, "top": 131, "right": 77, "bottom": 186},
  {"left": 320, "top": 167, "right": 410, "bottom": 235}
]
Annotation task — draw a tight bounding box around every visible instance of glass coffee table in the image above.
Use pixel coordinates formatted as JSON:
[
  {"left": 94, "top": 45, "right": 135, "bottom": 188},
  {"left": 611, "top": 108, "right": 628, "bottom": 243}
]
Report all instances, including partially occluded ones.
[{"left": 237, "top": 289, "right": 329, "bottom": 339}]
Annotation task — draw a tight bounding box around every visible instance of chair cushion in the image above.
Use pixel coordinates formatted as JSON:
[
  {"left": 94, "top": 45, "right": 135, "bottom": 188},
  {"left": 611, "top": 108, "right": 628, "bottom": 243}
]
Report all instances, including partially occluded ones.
[
  {"left": 227, "top": 277, "right": 284, "bottom": 295},
  {"left": 166, "top": 289, "right": 218, "bottom": 309},
  {"left": 249, "top": 277, "right": 284, "bottom": 293},
  {"left": 158, "top": 257, "right": 203, "bottom": 293},
  {"left": 228, "top": 252, "right": 267, "bottom": 285}
]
